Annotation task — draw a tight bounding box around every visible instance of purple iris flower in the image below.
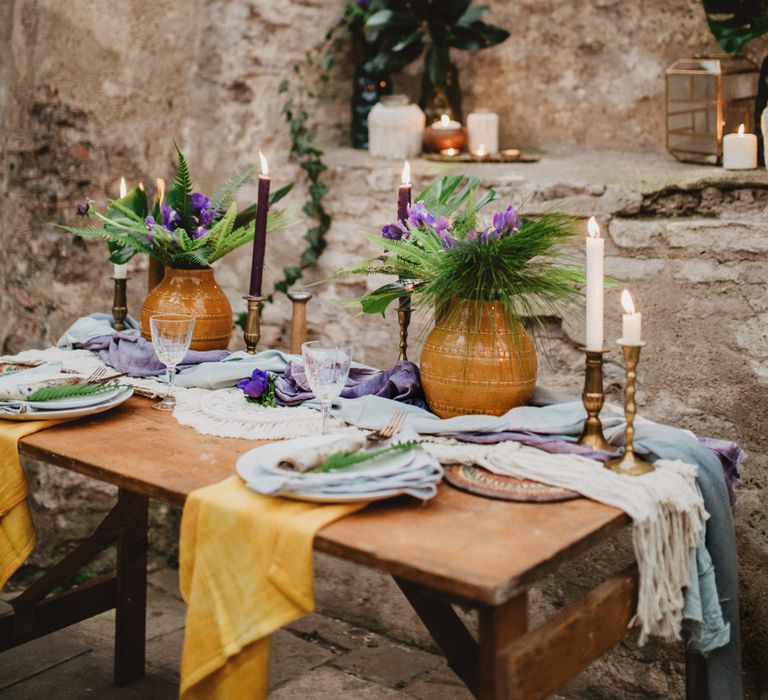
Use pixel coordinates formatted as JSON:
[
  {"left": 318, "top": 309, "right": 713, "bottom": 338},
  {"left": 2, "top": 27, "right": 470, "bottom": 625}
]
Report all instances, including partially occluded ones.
[
  {"left": 491, "top": 206, "right": 521, "bottom": 236},
  {"left": 144, "top": 215, "right": 157, "bottom": 241},
  {"left": 434, "top": 216, "right": 450, "bottom": 235},
  {"left": 381, "top": 220, "right": 409, "bottom": 240},
  {"left": 356, "top": 0, "right": 371, "bottom": 7},
  {"left": 407, "top": 201, "right": 437, "bottom": 229},
  {"left": 192, "top": 226, "right": 208, "bottom": 240},
  {"left": 199, "top": 208, "right": 217, "bottom": 227},
  {"left": 466, "top": 229, "right": 479, "bottom": 241},
  {"left": 190, "top": 192, "right": 212, "bottom": 211},
  {"left": 237, "top": 368, "right": 269, "bottom": 399},
  {"left": 75, "top": 200, "right": 90, "bottom": 216},
  {"left": 161, "top": 204, "right": 181, "bottom": 230}
]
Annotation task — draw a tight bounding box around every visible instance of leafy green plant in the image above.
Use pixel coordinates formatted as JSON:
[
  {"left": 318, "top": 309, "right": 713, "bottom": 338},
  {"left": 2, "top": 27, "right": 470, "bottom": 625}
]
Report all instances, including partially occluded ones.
[
  {"left": 364, "top": 0, "right": 509, "bottom": 118},
  {"left": 62, "top": 145, "right": 295, "bottom": 270},
  {"left": 702, "top": 0, "right": 768, "bottom": 53},
  {"left": 331, "top": 175, "right": 595, "bottom": 342}
]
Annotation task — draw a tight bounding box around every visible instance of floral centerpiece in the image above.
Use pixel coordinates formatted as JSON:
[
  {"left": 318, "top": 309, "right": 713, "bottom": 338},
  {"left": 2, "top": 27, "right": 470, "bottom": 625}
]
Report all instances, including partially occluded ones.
[
  {"left": 336, "top": 176, "right": 589, "bottom": 417},
  {"left": 63, "top": 146, "right": 293, "bottom": 350}
]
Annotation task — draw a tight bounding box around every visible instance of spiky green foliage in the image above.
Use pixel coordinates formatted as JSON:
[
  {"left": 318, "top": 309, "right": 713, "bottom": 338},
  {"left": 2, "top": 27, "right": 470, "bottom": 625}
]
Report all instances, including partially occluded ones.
[
  {"left": 28, "top": 382, "right": 121, "bottom": 402},
  {"left": 61, "top": 146, "right": 295, "bottom": 270}
]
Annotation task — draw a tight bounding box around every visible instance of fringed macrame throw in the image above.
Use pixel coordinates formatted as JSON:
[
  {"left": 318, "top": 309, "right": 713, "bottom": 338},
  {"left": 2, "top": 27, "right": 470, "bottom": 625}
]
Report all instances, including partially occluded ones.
[{"left": 422, "top": 439, "right": 707, "bottom": 644}]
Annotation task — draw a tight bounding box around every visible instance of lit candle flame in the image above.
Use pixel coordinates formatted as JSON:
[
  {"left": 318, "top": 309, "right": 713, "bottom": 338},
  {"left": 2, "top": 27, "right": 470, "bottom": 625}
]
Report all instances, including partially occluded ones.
[
  {"left": 259, "top": 150, "right": 269, "bottom": 177},
  {"left": 119, "top": 177, "right": 127, "bottom": 198},
  {"left": 621, "top": 289, "right": 636, "bottom": 315},
  {"left": 587, "top": 216, "right": 600, "bottom": 238},
  {"left": 440, "top": 114, "right": 451, "bottom": 127},
  {"left": 401, "top": 160, "right": 410, "bottom": 186},
  {"left": 476, "top": 144, "right": 488, "bottom": 156},
  {"left": 138, "top": 182, "right": 145, "bottom": 192},
  {"left": 156, "top": 177, "right": 166, "bottom": 205},
  {"left": 738, "top": 123, "right": 745, "bottom": 137}
]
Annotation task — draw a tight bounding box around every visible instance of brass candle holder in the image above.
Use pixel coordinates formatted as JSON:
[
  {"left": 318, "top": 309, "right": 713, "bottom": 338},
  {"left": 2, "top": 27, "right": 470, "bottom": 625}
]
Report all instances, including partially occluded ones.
[
  {"left": 112, "top": 277, "right": 128, "bottom": 331},
  {"left": 287, "top": 291, "right": 312, "bottom": 354},
  {"left": 396, "top": 280, "right": 417, "bottom": 362},
  {"left": 605, "top": 342, "right": 655, "bottom": 476},
  {"left": 576, "top": 348, "right": 612, "bottom": 452},
  {"left": 242, "top": 295, "right": 263, "bottom": 355}
]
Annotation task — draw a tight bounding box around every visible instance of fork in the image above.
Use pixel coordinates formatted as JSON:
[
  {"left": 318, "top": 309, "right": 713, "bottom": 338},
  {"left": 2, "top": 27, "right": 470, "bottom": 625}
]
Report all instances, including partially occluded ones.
[
  {"left": 366, "top": 411, "right": 407, "bottom": 444},
  {"left": 80, "top": 367, "right": 109, "bottom": 384}
]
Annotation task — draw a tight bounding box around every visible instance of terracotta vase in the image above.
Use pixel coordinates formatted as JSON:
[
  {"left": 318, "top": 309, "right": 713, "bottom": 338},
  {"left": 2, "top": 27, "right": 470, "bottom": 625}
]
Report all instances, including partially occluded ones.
[
  {"left": 141, "top": 267, "right": 232, "bottom": 351},
  {"left": 419, "top": 300, "right": 538, "bottom": 418}
]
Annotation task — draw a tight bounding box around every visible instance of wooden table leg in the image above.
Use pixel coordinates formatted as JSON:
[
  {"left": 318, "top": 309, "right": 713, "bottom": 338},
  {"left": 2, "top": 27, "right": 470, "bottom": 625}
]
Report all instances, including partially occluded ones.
[
  {"left": 477, "top": 593, "right": 528, "bottom": 700},
  {"left": 114, "top": 489, "right": 149, "bottom": 686}
]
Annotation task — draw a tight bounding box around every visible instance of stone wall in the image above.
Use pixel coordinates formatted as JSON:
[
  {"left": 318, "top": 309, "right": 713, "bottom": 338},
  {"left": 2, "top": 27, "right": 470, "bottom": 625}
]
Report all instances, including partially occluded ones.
[{"left": 2, "top": 1, "right": 768, "bottom": 698}]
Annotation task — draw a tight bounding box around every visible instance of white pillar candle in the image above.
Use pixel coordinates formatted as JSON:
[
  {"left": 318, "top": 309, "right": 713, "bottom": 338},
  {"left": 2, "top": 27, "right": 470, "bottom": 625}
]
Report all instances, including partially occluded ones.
[
  {"left": 722, "top": 124, "right": 757, "bottom": 170},
  {"left": 585, "top": 216, "right": 604, "bottom": 351},
  {"left": 467, "top": 111, "right": 499, "bottom": 155},
  {"left": 620, "top": 289, "right": 642, "bottom": 344},
  {"left": 114, "top": 177, "right": 129, "bottom": 279}
]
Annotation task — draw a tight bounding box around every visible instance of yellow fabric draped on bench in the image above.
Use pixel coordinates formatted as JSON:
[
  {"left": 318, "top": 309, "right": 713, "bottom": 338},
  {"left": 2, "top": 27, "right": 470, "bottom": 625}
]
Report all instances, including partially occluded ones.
[
  {"left": 0, "top": 421, "right": 58, "bottom": 591},
  {"left": 179, "top": 475, "right": 364, "bottom": 699}
]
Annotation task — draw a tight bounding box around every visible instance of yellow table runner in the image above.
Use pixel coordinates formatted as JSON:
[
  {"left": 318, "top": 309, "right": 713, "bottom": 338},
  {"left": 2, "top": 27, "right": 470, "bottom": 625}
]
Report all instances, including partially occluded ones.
[
  {"left": 0, "top": 420, "right": 59, "bottom": 591},
  {"left": 179, "top": 475, "right": 364, "bottom": 699}
]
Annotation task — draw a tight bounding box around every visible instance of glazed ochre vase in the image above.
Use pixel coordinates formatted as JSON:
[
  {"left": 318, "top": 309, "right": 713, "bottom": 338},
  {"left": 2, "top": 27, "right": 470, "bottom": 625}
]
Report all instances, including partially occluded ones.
[
  {"left": 141, "top": 267, "right": 232, "bottom": 351},
  {"left": 419, "top": 300, "right": 538, "bottom": 418}
]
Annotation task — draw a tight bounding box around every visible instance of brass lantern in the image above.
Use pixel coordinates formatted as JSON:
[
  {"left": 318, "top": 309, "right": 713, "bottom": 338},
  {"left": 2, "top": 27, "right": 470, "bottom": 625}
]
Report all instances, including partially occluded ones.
[{"left": 665, "top": 55, "right": 759, "bottom": 164}]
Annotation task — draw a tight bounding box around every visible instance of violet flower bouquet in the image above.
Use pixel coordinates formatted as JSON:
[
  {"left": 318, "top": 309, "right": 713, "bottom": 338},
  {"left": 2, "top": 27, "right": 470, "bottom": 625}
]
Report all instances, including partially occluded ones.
[
  {"left": 62, "top": 145, "right": 294, "bottom": 269},
  {"left": 336, "top": 175, "right": 589, "bottom": 335}
]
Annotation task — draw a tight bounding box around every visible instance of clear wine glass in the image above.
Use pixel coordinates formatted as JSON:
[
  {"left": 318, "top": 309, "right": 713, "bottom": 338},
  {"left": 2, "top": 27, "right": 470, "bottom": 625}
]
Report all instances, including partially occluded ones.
[
  {"left": 301, "top": 341, "right": 352, "bottom": 434},
  {"left": 149, "top": 313, "right": 195, "bottom": 412}
]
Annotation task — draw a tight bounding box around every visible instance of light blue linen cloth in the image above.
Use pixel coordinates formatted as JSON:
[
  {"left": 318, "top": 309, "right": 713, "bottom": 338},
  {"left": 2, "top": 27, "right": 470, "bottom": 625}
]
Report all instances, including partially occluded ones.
[{"left": 57, "top": 312, "right": 139, "bottom": 349}]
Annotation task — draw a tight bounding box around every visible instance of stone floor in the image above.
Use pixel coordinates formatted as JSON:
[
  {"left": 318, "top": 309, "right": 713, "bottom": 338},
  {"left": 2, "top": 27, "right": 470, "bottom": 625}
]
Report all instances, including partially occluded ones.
[{"left": 0, "top": 568, "right": 487, "bottom": 699}]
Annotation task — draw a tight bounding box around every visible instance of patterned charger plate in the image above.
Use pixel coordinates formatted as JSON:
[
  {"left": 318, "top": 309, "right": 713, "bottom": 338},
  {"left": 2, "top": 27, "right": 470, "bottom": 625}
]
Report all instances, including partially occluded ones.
[{"left": 444, "top": 464, "right": 581, "bottom": 503}]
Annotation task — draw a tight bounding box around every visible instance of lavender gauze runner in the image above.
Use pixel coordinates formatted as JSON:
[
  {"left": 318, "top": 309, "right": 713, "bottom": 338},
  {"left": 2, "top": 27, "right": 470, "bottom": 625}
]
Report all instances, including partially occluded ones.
[
  {"left": 275, "top": 359, "right": 428, "bottom": 409},
  {"left": 81, "top": 333, "right": 229, "bottom": 377}
]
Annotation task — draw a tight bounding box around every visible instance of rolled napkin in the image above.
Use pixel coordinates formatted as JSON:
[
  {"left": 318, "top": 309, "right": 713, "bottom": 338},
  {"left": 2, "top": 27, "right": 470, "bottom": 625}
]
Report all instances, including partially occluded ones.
[
  {"left": 278, "top": 433, "right": 366, "bottom": 472},
  {"left": 276, "top": 360, "right": 427, "bottom": 409}
]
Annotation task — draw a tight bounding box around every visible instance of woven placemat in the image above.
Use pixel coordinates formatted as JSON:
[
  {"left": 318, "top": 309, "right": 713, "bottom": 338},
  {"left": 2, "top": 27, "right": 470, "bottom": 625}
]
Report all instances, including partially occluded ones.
[{"left": 444, "top": 464, "right": 581, "bottom": 503}]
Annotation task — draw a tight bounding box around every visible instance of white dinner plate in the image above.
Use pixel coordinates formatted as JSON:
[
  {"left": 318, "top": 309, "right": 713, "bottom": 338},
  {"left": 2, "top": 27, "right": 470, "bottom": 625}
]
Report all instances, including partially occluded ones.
[{"left": 0, "top": 386, "right": 134, "bottom": 421}]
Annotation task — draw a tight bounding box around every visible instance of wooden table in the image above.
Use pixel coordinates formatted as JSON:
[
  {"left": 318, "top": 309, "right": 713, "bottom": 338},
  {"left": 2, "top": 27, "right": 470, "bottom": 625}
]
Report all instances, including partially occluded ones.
[{"left": 2, "top": 397, "right": 696, "bottom": 699}]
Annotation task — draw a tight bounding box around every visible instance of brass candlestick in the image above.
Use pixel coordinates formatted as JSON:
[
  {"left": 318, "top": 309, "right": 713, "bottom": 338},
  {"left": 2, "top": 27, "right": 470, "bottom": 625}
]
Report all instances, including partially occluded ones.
[
  {"left": 288, "top": 291, "right": 312, "bottom": 354},
  {"left": 605, "top": 342, "right": 655, "bottom": 476},
  {"left": 112, "top": 277, "right": 128, "bottom": 331},
  {"left": 576, "top": 348, "right": 612, "bottom": 452},
  {"left": 396, "top": 279, "right": 417, "bottom": 362},
  {"left": 397, "top": 299, "right": 411, "bottom": 362},
  {"left": 243, "top": 295, "right": 263, "bottom": 355}
]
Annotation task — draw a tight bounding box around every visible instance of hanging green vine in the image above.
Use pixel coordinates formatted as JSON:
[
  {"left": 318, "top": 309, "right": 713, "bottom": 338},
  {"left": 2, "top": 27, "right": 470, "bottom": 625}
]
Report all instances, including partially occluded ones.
[{"left": 273, "top": 8, "right": 359, "bottom": 300}]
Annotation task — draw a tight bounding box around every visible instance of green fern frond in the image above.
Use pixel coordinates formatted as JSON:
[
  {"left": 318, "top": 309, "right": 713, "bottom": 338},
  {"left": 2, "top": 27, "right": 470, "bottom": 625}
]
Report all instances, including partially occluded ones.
[
  {"left": 208, "top": 203, "right": 237, "bottom": 261},
  {"left": 211, "top": 164, "right": 257, "bottom": 210},
  {"left": 28, "top": 382, "right": 121, "bottom": 402}
]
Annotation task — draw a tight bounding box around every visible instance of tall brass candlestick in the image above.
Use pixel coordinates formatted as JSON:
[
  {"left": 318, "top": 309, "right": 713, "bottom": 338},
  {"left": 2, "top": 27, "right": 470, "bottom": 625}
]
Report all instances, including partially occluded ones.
[
  {"left": 577, "top": 348, "right": 612, "bottom": 451},
  {"left": 112, "top": 277, "right": 128, "bottom": 331},
  {"left": 243, "top": 295, "right": 263, "bottom": 355},
  {"left": 605, "top": 342, "right": 655, "bottom": 476},
  {"left": 288, "top": 291, "right": 312, "bottom": 354}
]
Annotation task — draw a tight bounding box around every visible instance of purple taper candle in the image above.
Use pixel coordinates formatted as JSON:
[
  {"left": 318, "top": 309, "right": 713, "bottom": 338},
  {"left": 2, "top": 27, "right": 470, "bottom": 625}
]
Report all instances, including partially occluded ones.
[
  {"left": 397, "top": 160, "right": 412, "bottom": 223},
  {"left": 249, "top": 151, "right": 271, "bottom": 297}
]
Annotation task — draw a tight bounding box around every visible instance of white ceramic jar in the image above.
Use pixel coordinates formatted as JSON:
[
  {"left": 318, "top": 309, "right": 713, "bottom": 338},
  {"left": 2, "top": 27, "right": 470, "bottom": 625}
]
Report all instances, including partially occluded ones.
[{"left": 368, "top": 95, "right": 425, "bottom": 160}]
